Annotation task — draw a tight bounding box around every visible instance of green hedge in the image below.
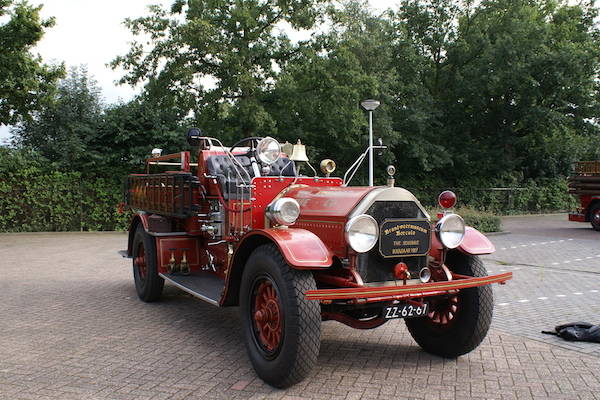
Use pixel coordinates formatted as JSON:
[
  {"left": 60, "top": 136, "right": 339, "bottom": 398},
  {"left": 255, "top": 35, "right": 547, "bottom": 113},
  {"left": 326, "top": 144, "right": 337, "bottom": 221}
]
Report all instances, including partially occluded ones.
[
  {"left": 0, "top": 149, "right": 129, "bottom": 232},
  {"left": 0, "top": 148, "right": 571, "bottom": 233},
  {"left": 411, "top": 179, "right": 576, "bottom": 214},
  {"left": 428, "top": 207, "right": 502, "bottom": 233}
]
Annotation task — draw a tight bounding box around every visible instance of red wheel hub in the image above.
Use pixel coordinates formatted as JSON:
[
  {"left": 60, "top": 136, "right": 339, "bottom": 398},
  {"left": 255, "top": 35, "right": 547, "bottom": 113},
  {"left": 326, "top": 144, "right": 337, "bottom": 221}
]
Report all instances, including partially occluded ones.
[
  {"left": 427, "top": 266, "right": 459, "bottom": 326},
  {"left": 253, "top": 280, "right": 282, "bottom": 352},
  {"left": 134, "top": 243, "right": 147, "bottom": 280},
  {"left": 428, "top": 295, "right": 459, "bottom": 325}
]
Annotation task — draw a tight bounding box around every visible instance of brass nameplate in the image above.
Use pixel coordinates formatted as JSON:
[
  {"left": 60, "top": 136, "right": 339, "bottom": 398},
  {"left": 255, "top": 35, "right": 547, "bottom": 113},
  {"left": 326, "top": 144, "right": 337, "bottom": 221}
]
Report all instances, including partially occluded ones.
[{"left": 379, "top": 219, "right": 431, "bottom": 258}]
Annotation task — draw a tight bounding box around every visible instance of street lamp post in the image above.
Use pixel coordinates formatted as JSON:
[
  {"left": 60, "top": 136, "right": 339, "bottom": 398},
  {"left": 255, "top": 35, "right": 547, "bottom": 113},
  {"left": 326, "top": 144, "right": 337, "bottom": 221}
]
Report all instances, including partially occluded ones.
[{"left": 361, "top": 99, "right": 380, "bottom": 186}]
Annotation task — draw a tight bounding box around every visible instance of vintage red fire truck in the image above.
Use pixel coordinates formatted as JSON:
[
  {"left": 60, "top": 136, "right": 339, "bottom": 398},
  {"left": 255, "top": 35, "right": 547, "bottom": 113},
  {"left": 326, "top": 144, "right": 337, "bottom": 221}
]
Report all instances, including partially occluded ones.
[
  {"left": 121, "top": 129, "right": 512, "bottom": 387},
  {"left": 568, "top": 161, "right": 600, "bottom": 231}
]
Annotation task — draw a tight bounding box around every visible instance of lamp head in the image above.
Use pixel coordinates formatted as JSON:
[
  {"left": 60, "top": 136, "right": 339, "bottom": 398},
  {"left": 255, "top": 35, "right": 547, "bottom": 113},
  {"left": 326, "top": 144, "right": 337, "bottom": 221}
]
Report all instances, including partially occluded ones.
[{"left": 361, "top": 99, "right": 380, "bottom": 111}]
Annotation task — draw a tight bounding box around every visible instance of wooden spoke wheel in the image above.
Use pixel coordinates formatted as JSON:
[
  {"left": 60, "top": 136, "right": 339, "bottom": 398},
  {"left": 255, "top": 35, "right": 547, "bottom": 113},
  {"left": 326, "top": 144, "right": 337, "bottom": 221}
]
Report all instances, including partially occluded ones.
[
  {"left": 427, "top": 294, "right": 459, "bottom": 327},
  {"left": 252, "top": 277, "right": 283, "bottom": 354},
  {"left": 134, "top": 243, "right": 147, "bottom": 282},
  {"left": 240, "top": 244, "right": 321, "bottom": 388}
]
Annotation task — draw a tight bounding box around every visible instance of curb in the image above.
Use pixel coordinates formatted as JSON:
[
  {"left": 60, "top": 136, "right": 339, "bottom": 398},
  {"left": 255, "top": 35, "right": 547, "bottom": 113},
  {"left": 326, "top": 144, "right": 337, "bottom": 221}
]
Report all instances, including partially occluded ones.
[{"left": 484, "top": 231, "right": 511, "bottom": 237}]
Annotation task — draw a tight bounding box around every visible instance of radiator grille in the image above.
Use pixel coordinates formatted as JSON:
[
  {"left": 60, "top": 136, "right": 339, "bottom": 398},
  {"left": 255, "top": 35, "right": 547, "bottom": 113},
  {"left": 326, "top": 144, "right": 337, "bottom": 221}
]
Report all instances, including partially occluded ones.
[{"left": 358, "top": 201, "right": 428, "bottom": 282}]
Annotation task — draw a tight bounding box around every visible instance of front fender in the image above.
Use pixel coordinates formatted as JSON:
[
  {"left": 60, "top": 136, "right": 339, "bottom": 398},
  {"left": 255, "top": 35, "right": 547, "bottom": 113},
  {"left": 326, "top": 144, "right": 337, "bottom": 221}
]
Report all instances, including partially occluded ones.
[
  {"left": 458, "top": 227, "right": 495, "bottom": 255},
  {"left": 241, "top": 228, "right": 333, "bottom": 269}
]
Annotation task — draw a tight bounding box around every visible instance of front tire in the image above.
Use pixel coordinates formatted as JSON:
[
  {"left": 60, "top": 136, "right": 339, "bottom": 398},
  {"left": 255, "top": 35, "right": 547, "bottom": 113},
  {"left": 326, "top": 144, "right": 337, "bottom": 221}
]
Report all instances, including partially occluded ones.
[
  {"left": 132, "top": 225, "right": 164, "bottom": 302},
  {"left": 405, "top": 252, "right": 493, "bottom": 358},
  {"left": 240, "top": 244, "right": 321, "bottom": 388}
]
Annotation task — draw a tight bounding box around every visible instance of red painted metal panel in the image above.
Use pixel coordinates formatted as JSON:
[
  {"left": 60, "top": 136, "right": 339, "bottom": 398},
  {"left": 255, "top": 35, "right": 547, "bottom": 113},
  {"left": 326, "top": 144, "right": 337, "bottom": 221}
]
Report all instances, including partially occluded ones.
[
  {"left": 285, "top": 185, "right": 374, "bottom": 218},
  {"left": 250, "top": 177, "right": 345, "bottom": 229},
  {"left": 569, "top": 213, "right": 586, "bottom": 222},
  {"left": 458, "top": 227, "right": 495, "bottom": 255},
  {"left": 304, "top": 272, "right": 512, "bottom": 301},
  {"left": 255, "top": 183, "right": 374, "bottom": 257},
  {"left": 241, "top": 228, "right": 333, "bottom": 268},
  {"left": 156, "top": 237, "right": 201, "bottom": 273}
]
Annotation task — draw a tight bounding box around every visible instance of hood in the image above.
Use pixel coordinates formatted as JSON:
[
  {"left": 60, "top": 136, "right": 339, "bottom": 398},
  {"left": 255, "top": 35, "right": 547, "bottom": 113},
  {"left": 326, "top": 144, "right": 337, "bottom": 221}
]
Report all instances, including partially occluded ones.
[
  {"left": 284, "top": 186, "right": 374, "bottom": 219},
  {"left": 285, "top": 185, "right": 425, "bottom": 220}
]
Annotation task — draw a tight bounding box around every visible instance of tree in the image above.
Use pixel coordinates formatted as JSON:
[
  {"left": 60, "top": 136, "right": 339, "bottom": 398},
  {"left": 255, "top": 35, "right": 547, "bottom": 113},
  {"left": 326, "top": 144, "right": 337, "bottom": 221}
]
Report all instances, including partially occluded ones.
[
  {"left": 12, "top": 66, "right": 103, "bottom": 170},
  {"left": 13, "top": 66, "right": 186, "bottom": 175},
  {"left": 396, "top": 0, "right": 600, "bottom": 184},
  {"left": 268, "top": 1, "right": 388, "bottom": 183},
  {"left": 112, "top": 0, "right": 325, "bottom": 142},
  {"left": 94, "top": 96, "right": 187, "bottom": 174},
  {"left": 0, "top": 0, "right": 64, "bottom": 125}
]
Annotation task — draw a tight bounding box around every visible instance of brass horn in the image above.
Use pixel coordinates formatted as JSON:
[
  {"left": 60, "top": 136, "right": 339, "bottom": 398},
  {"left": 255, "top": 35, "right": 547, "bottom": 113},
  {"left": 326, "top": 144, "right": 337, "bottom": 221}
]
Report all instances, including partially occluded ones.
[{"left": 320, "top": 159, "right": 336, "bottom": 177}]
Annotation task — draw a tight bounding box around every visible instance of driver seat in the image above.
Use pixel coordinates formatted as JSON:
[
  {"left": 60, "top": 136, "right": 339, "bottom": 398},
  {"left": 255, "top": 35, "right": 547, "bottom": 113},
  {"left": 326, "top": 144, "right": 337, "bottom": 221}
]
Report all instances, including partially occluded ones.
[{"left": 206, "top": 155, "right": 296, "bottom": 199}]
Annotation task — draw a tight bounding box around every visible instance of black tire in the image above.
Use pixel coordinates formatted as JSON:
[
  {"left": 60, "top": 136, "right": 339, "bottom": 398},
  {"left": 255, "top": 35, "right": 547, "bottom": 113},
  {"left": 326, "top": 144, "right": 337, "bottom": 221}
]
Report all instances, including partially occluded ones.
[
  {"left": 132, "top": 225, "right": 164, "bottom": 302},
  {"left": 240, "top": 244, "right": 321, "bottom": 388},
  {"left": 590, "top": 203, "right": 600, "bottom": 231},
  {"left": 405, "top": 252, "right": 493, "bottom": 358}
]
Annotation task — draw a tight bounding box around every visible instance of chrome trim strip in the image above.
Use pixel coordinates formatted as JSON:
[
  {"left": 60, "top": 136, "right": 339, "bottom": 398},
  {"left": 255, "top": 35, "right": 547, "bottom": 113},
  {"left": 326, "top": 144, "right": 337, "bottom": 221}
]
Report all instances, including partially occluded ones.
[
  {"left": 348, "top": 187, "right": 430, "bottom": 221},
  {"left": 147, "top": 231, "right": 189, "bottom": 237},
  {"left": 159, "top": 273, "right": 220, "bottom": 306}
]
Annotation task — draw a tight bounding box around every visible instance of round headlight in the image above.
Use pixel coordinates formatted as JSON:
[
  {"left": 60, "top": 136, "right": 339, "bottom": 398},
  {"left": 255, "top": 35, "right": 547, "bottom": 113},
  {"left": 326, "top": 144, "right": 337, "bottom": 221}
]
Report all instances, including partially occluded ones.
[
  {"left": 436, "top": 213, "right": 465, "bottom": 249},
  {"left": 345, "top": 214, "right": 379, "bottom": 253},
  {"left": 266, "top": 197, "right": 300, "bottom": 226},
  {"left": 256, "top": 137, "right": 281, "bottom": 165}
]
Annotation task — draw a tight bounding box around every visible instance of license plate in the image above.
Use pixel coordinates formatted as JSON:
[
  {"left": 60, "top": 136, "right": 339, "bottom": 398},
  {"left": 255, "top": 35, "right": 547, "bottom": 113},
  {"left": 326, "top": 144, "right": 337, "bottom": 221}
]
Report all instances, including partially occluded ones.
[{"left": 383, "top": 303, "right": 428, "bottom": 319}]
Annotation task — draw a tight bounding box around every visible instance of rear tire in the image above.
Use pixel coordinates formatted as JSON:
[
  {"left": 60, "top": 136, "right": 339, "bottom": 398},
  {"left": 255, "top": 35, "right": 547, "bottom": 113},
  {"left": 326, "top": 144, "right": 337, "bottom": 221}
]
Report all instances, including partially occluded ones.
[
  {"left": 405, "top": 253, "right": 493, "bottom": 358},
  {"left": 240, "top": 244, "right": 321, "bottom": 388},
  {"left": 590, "top": 203, "right": 600, "bottom": 231},
  {"left": 132, "top": 225, "right": 164, "bottom": 302}
]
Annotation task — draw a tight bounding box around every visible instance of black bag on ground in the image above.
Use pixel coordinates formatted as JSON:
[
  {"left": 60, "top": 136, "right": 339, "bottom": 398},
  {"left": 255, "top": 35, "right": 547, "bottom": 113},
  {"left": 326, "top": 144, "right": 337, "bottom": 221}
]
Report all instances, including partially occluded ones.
[{"left": 542, "top": 321, "right": 600, "bottom": 343}]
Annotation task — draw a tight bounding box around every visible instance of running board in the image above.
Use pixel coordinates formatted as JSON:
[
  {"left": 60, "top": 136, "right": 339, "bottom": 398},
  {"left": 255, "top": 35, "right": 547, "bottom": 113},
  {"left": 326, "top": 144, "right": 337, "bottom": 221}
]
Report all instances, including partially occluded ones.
[{"left": 159, "top": 272, "right": 224, "bottom": 306}]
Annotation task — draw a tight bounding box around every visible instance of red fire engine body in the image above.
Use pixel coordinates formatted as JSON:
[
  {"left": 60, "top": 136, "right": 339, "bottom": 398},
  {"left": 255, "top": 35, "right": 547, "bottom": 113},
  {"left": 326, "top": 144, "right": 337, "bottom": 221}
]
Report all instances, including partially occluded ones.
[
  {"left": 122, "top": 131, "right": 512, "bottom": 388},
  {"left": 568, "top": 161, "right": 600, "bottom": 231}
]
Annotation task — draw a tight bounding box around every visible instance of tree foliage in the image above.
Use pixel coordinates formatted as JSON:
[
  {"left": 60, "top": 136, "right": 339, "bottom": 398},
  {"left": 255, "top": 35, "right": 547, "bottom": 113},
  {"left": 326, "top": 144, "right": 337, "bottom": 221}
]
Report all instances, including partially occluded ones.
[
  {"left": 13, "top": 66, "right": 104, "bottom": 170},
  {"left": 111, "top": 0, "right": 326, "bottom": 142},
  {"left": 8, "top": 0, "right": 600, "bottom": 231},
  {"left": 395, "top": 0, "right": 600, "bottom": 184},
  {"left": 13, "top": 67, "right": 185, "bottom": 174},
  {"left": 0, "top": 0, "right": 64, "bottom": 125}
]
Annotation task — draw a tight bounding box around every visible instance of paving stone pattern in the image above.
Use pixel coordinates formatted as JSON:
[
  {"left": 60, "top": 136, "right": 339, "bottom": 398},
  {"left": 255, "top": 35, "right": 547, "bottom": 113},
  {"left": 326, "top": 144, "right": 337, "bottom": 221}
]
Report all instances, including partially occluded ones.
[
  {"left": 483, "top": 232, "right": 600, "bottom": 357},
  {"left": 1, "top": 230, "right": 599, "bottom": 399}
]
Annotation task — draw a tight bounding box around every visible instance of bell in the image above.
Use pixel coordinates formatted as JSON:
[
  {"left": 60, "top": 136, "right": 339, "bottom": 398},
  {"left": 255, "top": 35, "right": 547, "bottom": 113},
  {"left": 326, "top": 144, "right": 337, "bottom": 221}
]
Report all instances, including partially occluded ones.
[{"left": 289, "top": 139, "right": 309, "bottom": 162}]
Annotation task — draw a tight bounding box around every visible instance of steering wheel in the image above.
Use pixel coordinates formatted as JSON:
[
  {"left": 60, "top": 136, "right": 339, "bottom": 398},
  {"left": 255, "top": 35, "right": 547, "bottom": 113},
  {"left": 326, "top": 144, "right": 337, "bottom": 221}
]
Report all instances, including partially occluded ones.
[{"left": 229, "top": 137, "right": 264, "bottom": 157}]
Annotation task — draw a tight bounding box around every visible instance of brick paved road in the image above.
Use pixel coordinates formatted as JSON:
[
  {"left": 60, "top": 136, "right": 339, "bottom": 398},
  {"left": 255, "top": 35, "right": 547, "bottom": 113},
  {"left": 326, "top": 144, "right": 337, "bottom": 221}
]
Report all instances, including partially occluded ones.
[
  {"left": 483, "top": 214, "right": 600, "bottom": 357},
  {"left": 1, "top": 218, "right": 599, "bottom": 400}
]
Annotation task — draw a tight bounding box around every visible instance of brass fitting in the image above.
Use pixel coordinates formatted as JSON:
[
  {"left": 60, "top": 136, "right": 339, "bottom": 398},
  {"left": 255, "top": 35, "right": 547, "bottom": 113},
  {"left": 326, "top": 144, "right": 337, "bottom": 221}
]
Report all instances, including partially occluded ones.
[
  {"left": 167, "top": 249, "right": 177, "bottom": 274},
  {"left": 180, "top": 250, "right": 190, "bottom": 275}
]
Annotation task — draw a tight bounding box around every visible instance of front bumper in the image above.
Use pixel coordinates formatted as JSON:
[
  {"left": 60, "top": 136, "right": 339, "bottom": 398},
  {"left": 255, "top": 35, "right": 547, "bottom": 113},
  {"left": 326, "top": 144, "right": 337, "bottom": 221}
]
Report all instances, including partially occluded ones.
[
  {"left": 305, "top": 272, "right": 512, "bottom": 303},
  {"left": 568, "top": 212, "right": 586, "bottom": 222}
]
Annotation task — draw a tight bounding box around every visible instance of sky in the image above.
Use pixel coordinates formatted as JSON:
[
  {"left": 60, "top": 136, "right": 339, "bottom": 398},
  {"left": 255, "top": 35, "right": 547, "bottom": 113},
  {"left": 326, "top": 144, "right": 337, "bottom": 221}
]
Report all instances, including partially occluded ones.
[{"left": 0, "top": 0, "right": 399, "bottom": 143}]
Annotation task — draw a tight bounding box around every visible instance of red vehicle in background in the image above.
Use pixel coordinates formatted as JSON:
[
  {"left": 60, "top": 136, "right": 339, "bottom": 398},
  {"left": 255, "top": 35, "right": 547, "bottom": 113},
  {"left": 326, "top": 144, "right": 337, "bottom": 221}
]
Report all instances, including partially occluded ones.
[
  {"left": 121, "top": 128, "right": 512, "bottom": 388},
  {"left": 568, "top": 161, "right": 600, "bottom": 231}
]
